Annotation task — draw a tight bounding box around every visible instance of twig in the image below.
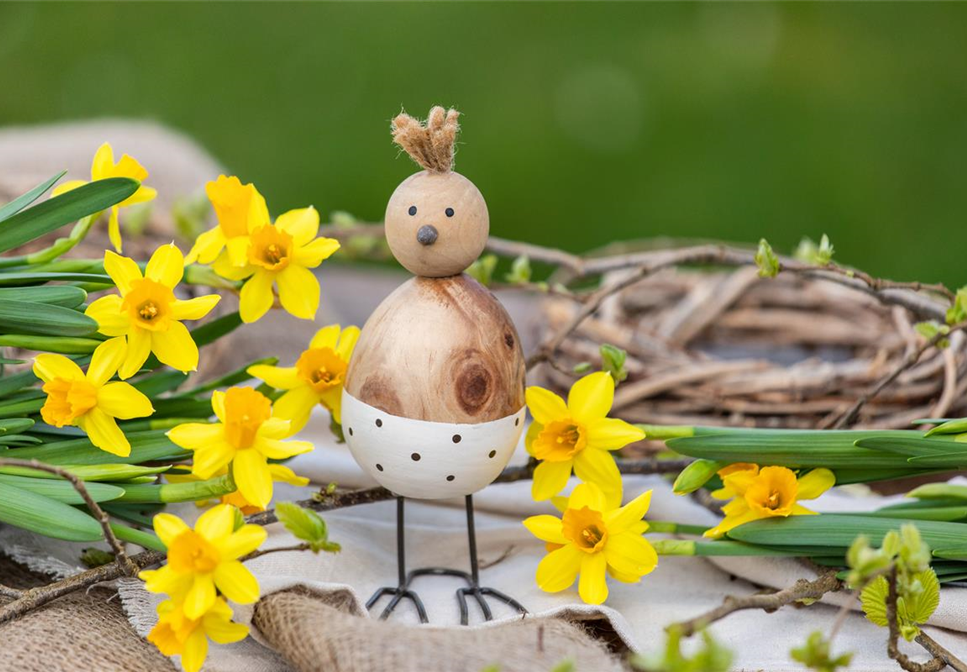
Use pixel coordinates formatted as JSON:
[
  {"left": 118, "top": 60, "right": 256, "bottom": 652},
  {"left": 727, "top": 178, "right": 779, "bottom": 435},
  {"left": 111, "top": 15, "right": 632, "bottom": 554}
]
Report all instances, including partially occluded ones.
[
  {"left": 0, "top": 584, "right": 23, "bottom": 599},
  {"left": 886, "top": 566, "right": 945, "bottom": 672},
  {"left": 917, "top": 632, "right": 967, "bottom": 672},
  {"left": 0, "top": 458, "right": 137, "bottom": 577},
  {"left": 669, "top": 570, "right": 842, "bottom": 638},
  {"left": 833, "top": 321, "right": 967, "bottom": 428},
  {"left": 0, "top": 456, "right": 692, "bottom": 623},
  {"left": 240, "top": 543, "right": 312, "bottom": 561}
]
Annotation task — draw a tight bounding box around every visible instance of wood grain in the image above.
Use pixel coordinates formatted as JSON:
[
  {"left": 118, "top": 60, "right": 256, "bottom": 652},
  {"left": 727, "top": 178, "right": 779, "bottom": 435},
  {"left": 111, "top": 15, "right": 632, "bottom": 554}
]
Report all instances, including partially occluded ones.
[
  {"left": 346, "top": 273, "right": 525, "bottom": 423},
  {"left": 384, "top": 171, "right": 489, "bottom": 278}
]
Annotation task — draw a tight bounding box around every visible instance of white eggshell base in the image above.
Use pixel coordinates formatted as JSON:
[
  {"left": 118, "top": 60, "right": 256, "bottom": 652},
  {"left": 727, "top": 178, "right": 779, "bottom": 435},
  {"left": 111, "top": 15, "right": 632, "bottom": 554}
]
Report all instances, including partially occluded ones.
[{"left": 341, "top": 390, "right": 526, "bottom": 500}]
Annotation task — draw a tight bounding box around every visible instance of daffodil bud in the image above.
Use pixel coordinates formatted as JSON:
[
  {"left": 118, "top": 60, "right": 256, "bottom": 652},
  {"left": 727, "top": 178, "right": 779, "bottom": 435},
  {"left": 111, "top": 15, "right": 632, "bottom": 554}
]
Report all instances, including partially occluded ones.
[{"left": 672, "top": 459, "right": 723, "bottom": 495}]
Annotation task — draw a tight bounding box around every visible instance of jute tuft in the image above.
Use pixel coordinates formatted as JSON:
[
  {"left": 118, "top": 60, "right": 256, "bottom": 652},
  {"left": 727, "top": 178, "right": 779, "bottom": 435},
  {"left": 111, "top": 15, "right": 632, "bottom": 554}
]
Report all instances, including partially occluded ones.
[
  {"left": 253, "top": 586, "right": 626, "bottom": 672},
  {"left": 391, "top": 106, "right": 460, "bottom": 173}
]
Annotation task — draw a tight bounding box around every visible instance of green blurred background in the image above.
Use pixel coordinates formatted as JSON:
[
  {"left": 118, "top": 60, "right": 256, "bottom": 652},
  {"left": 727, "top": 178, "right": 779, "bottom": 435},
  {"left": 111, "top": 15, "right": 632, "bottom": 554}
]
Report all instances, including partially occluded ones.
[{"left": 2, "top": 3, "right": 966, "bottom": 285}]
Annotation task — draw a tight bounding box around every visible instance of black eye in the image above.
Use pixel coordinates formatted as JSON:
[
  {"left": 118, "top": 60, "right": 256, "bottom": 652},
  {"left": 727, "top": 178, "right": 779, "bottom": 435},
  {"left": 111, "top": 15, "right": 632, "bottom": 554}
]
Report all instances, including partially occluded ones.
[
  {"left": 445, "top": 207, "right": 455, "bottom": 218},
  {"left": 408, "top": 205, "right": 417, "bottom": 216}
]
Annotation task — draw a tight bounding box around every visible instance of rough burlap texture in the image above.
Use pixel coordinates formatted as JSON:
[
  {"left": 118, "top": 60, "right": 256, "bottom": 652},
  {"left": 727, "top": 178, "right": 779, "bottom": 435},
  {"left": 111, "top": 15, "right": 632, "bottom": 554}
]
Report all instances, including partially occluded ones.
[
  {"left": 253, "top": 586, "right": 626, "bottom": 672},
  {"left": 0, "top": 554, "right": 175, "bottom": 672}
]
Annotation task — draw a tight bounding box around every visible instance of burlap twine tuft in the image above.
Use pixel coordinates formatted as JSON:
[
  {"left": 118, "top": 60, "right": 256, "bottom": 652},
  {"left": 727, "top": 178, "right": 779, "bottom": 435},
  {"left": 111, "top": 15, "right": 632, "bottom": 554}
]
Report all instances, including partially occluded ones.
[
  {"left": 391, "top": 106, "right": 460, "bottom": 173},
  {"left": 253, "top": 586, "right": 627, "bottom": 672}
]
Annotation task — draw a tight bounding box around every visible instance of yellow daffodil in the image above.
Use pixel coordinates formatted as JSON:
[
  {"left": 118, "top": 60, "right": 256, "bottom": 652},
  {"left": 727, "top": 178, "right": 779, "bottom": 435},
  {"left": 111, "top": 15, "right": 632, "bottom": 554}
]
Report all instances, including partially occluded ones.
[
  {"left": 248, "top": 324, "right": 360, "bottom": 432},
  {"left": 525, "top": 372, "right": 645, "bottom": 503},
  {"left": 524, "top": 482, "right": 657, "bottom": 605},
  {"left": 210, "top": 206, "right": 340, "bottom": 323},
  {"left": 704, "top": 465, "right": 836, "bottom": 539},
  {"left": 167, "top": 387, "right": 314, "bottom": 509},
  {"left": 185, "top": 175, "right": 269, "bottom": 267},
  {"left": 52, "top": 142, "right": 157, "bottom": 252},
  {"left": 33, "top": 338, "right": 153, "bottom": 456},
  {"left": 85, "top": 244, "right": 221, "bottom": 379},
  {"left": 147, "top": 595, "right": 248, "bottom": 672},
  {"left": 139, "top": 505, "right": 266, "bottom": 619}
]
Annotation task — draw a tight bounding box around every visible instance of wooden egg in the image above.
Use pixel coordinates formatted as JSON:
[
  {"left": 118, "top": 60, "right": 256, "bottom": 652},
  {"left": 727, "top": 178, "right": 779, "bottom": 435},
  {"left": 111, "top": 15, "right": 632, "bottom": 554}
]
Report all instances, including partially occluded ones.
[
  {"left": 384, "top": 171, "right": 489, "bottom": 278},
  {"left": 342, "top": 275, "right": 526, "bottom": 499}
]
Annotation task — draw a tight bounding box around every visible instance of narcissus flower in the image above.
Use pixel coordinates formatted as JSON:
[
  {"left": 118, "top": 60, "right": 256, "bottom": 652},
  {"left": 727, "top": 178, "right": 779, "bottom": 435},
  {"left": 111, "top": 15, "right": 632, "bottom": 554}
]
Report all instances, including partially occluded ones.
[
  {"left": 147, "top": 595, "right": 248, "bottom": 672},
  {"left": 139, "top": 505, "right": 266, "bottom": 619},
  {"left": 52, "top": 142, "right": 157, "bottom": 252},
  {"left": 33, "top": 337, "right": 153, "bottom": 456},
  {"left": 525, "top": 372, "right": 644, "bottom": 503},
  {"left": 210, "top": 207, "right": 340, "bottom": 323},
  {"left": 704, "top": 465, "right": 836, "bottom": 539},
  {"left": 185, "top": 175, "right": 269, "bottom": 267},
  {"left": 524, "top": 482, "right": 657, "bottom": 605},
  {"left": 167, "top": 387, "right": 314, "bottom": 509},
  {"left": 248, "top": 324, "right": 360, "bottom": 432},
  {"left": 85, "top": 244, "right": 221, "bottom": 379}
]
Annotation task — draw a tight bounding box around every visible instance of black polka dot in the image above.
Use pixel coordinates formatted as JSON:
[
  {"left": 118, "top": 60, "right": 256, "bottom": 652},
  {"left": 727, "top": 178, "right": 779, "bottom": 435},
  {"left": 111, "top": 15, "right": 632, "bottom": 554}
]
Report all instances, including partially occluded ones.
[
  {"left": 515, "top": 418, "right": 520, "bottom": 426},
  {"left": 375, "top": 418, "right": 382, "bottom": 427},
  {"left": 376, "top": 464, "right": 384, "bottom": 472},
  {"left": 488, "top": 450, "right": 497, "bottom": 459},
  {"left": 446, "top": 475, "right": 455, "bottom": 482},
  {"left": 452, "top": 434, "right": 461, "bottom": 444},
  {"left": 445, "top": 207, "right": 455, "bottom": 218},
  {"left": 408, "top": 205, "right": 417, "bottom": 216},
  {"left": 348, "top": 427, "right": 354, "bottom": 436},
  {"left": 411, "top": 452, "right": 421, "bottom": 461}
]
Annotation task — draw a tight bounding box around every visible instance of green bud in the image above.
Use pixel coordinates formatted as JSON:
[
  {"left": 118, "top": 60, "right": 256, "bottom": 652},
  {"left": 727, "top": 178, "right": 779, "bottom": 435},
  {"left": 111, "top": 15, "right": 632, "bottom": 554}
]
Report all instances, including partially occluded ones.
[
  {"left": 672, "top": 459, "right": 723, "bottom": 495},
  {"left": 754, "top": 238, "right": 780, "bottom": 278},
  {"left": 600, "top": 343, "right": 628, "bottom": 384},
  {"left": 651, "top": 539, "right": 697, "bottom": 556},
  {"left": 504, "top": 255, "right": 532, "bottom": 284}
]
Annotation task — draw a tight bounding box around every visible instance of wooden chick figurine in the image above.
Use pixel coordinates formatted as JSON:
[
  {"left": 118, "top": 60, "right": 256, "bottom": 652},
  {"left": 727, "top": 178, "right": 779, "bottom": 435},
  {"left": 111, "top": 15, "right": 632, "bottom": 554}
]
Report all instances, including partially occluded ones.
[{"left": 341, "top": 107, "right": 527, "bottom": 624}]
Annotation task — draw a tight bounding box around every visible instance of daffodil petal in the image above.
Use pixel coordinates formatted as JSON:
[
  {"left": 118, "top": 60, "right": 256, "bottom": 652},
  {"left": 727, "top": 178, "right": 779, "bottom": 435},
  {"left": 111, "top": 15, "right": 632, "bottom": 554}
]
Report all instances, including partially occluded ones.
[
  {"left": 119, "top": 329, "right": 151, "bottom": 379},
  {"left": 294, "top": 236, "right": 340, "bottom": 267},
  {"left": 585, "top": 417, "right": 645, "bottom": 451},
  {"left": 567, "top": 372, "right": 614, "bottom": 424},
  {"left": 190, "top": 442, "right": 236, "bottom": 480},
  {"left": 87, "top": 336, "right": 127, "bottom": 387},
  {"left": 523, "top": 514, "right": 568, "bottom": 545},
  {"left": 152, "top": 321, "right": 199, "bottom": 372},
  {"left": 97, "top": 382, "right": 153, "bottom": 419},
  {"left": 203, "top": 612, "right": 248, "bottom": 645},
  {"left": 186, "top": 227, "right": 226, "bottom": 265},
  {"left": 256, "top": 437, "right": 314, "bottom": 460},
  {"left": 233, "top": 449, "right": 272, "bottom": 509},
  {"left": 85, "top": 295, "right": 129, "bottom": 337},
  {"left": 796, "top": 468, "right": 836, "bottom": 500},
  {"left": 152, "top": 512, "right": 189, "bottom": 547},
  {"left": 309, "top": 324, "right": 340, "bottom": 350},
  {"left": 226, "top": 236, "right": 251, "bottom": 267},
  {"left": 248, "top": 364, "right": 301, "bottom": 390},
  {"left": 578, "top": 552, "right": 609, "bottom": 605},
  {"left": 103, "top": 250, "right": 143, "bottom": 294},
  {"left": 239, "top": 271, "right": 274, "bottom": 323},
  {"left": 180, "top": 628, "right": 208, "bottom": 672},
  {"left": 603, "top": 532, "right": 658, "bottom": 577},
  {"left": 122, "top": 184, "right": 157, "bottom": 207},
  {"left": 319, "top": 386, "right": 343, "bottom": 425},
  {"left": 145, "top": 243, "right": 185, "bottom": 287},
  {"left": 140, "top": 565, "right": 192, "bottom": 596},
  {"left": 213, "top": 253, "right": 255, "bottom": 281},
  {"left": 531, "top": 460, "right": 573, "bottom": 501},
  {"left": 567, "top": 482, "right": 607, "bottom": 512},
  {"left": 258, "top": 417, "right": 293, "bottom": 440},
  {"left": 268, "top": 464, "right": 309, "bottom": 487},
  {"left": 705, "top": 508, "right": 762, "bottom": 539},
  {"left": 170, "top": 294, "right": 221, "bottom": 321},
  {"left": 335, "top": 325, "right": 360, "bottom": 360},
  {"left": 211, "top": 390, "right": 226, "bottom": 422},
  {"left": 221, "top": 524, "right": 268, "bottom": 560},
  {"left": 277, "top": 265, "right": 319, "bottom": 320},
  {"left": 275, "top": 206, "right": 319, "bottom": 246},
  {"left": 183, "top": 574, "right": 217, "bottom": 620},
  {"left": 604, "top": 489, "right": 653, "bottom": 533},
  {"left": 82, "top": 407, "right": 130, "bottom": 457},
  {"left": 168, "top": 422, "right": 223, "bottom": 450},
  {"left": 92, "top": 143, "right": 115, "bottom": 178},
  {"left": 791, "top": 504, "right": 819, "bottom": 516},
  {"left": 195, "top": 503, "right": 235, "bottom": 541},
  {"left": 525, "top": 387, "right": 569, "bottom": 425},
  {"left": 572, "top": 449, "right": 622, "bottom": 496},
  {"left": 535, "top": 544, "right": 582, "bottom": 593},
  {"left": 213, "top": 560, "right": 260, "bottom": 604},
  {"left": 272, "top": 387, "right": 318, "bottom": 432},
  {"left": 106, "top": 207, "right": 123, "bottom": 253},
  {"left": 32, "top": 353, "right": 83, "bottom": 383}
]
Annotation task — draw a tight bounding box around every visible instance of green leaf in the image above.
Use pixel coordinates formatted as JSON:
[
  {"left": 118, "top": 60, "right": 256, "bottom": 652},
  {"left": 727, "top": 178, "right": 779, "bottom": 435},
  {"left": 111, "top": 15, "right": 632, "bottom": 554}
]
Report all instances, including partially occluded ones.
[
  {"left": 80, "top": 547, "right": 115, "bottom": 568},
  {"left": 0, "top": 463, "right": 169, "bottom": 481},
  {"left": 914, "top": 321, "right": 951, "bottom": 348},
  {"left": 0, "top": 177, "right": 138, "bottom": 254},
  {"left": 276, "top": 501, "right": 340, "bottom": 553},
  {"left": 13, "top": 430, "right": 188, "bottom": 465},
  {"left": 600, "top": 343, "right": 628, "bottom": 384},
  {"left": 466, "top": 254, "right": 498, "bottom": 286},
  {"left": 110, "top": 521, "right": 165, "bottom": 551},
  {"left": 0, "top": 272, "right": 112, "bottom": 288},
  {"left": 925, "top": 418, "right": 967, "bottom": 437},
  {"left": 0, "top": 299, "right": 97, "bottom": 337},
  {"left": 0, "top": 481, "right": 103, "bottom": 541},
  {"left": 0, "top": 171, "right": 66, "bottom": 222},
  {"left": 190, "top": 311, "right": 243, "bottom": 348},
  {"left": 790, "top": 631, "right": 853, "bottom": 672},
  {"left": 906, "top": 483, "right": 967, "bottom": 501},
  {"left": 117, "top": 473, "right": 235, "bottom": 503},
  {"left": 0, "top": 474, "right": 124, "bottom": 504},
  {"left": 860, "top": 575, "right": 890, "bottom": 628},
  {"left": 946, "top": 287, "right": 967, "bottom": 326},
  {"left": 0, "top": 418, "right": 35, "bottom": 434},
  {"left": 0, "top": 285, "right": 87, "bottom": 308},
  {"left": 755, "top": 239, "right": 780, "bottom": 278},
  {"left": 0, "top": 334, "right": 102, "bottom": 354},
  {"left": 504, "top": 255, "right": 532, "bottom": 284}
]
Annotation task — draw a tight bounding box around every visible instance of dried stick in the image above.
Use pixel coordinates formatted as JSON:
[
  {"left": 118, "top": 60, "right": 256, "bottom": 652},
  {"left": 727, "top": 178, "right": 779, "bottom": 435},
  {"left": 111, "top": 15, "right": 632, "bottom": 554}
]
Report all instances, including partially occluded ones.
[
  {"left": 833, "top": 321, "right": 967, "bottom": 429},
  {"left": 0, "top": 456, "right": 689, "bottom": 624},
  {"left": 0, "top": 584, "right": 23, "bottom": 599},
  {"left": 0, "top": 458, "right": 137, "bottom": 577},
  {"left": 241, "top": 543, "right": 312, "bottom": 561},
  {"left": 669, "top": 570, "right": 843, "bottom": 638},
  {"left": 917, "top": 632, "right": 967, "bottom": 672}
]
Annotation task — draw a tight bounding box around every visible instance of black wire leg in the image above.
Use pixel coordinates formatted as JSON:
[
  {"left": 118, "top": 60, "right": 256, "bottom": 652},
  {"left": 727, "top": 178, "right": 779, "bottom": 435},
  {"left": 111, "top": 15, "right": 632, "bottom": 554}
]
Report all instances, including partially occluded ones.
[{"left": 365, "top": 497, "right": 429, "bottom": 623}]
